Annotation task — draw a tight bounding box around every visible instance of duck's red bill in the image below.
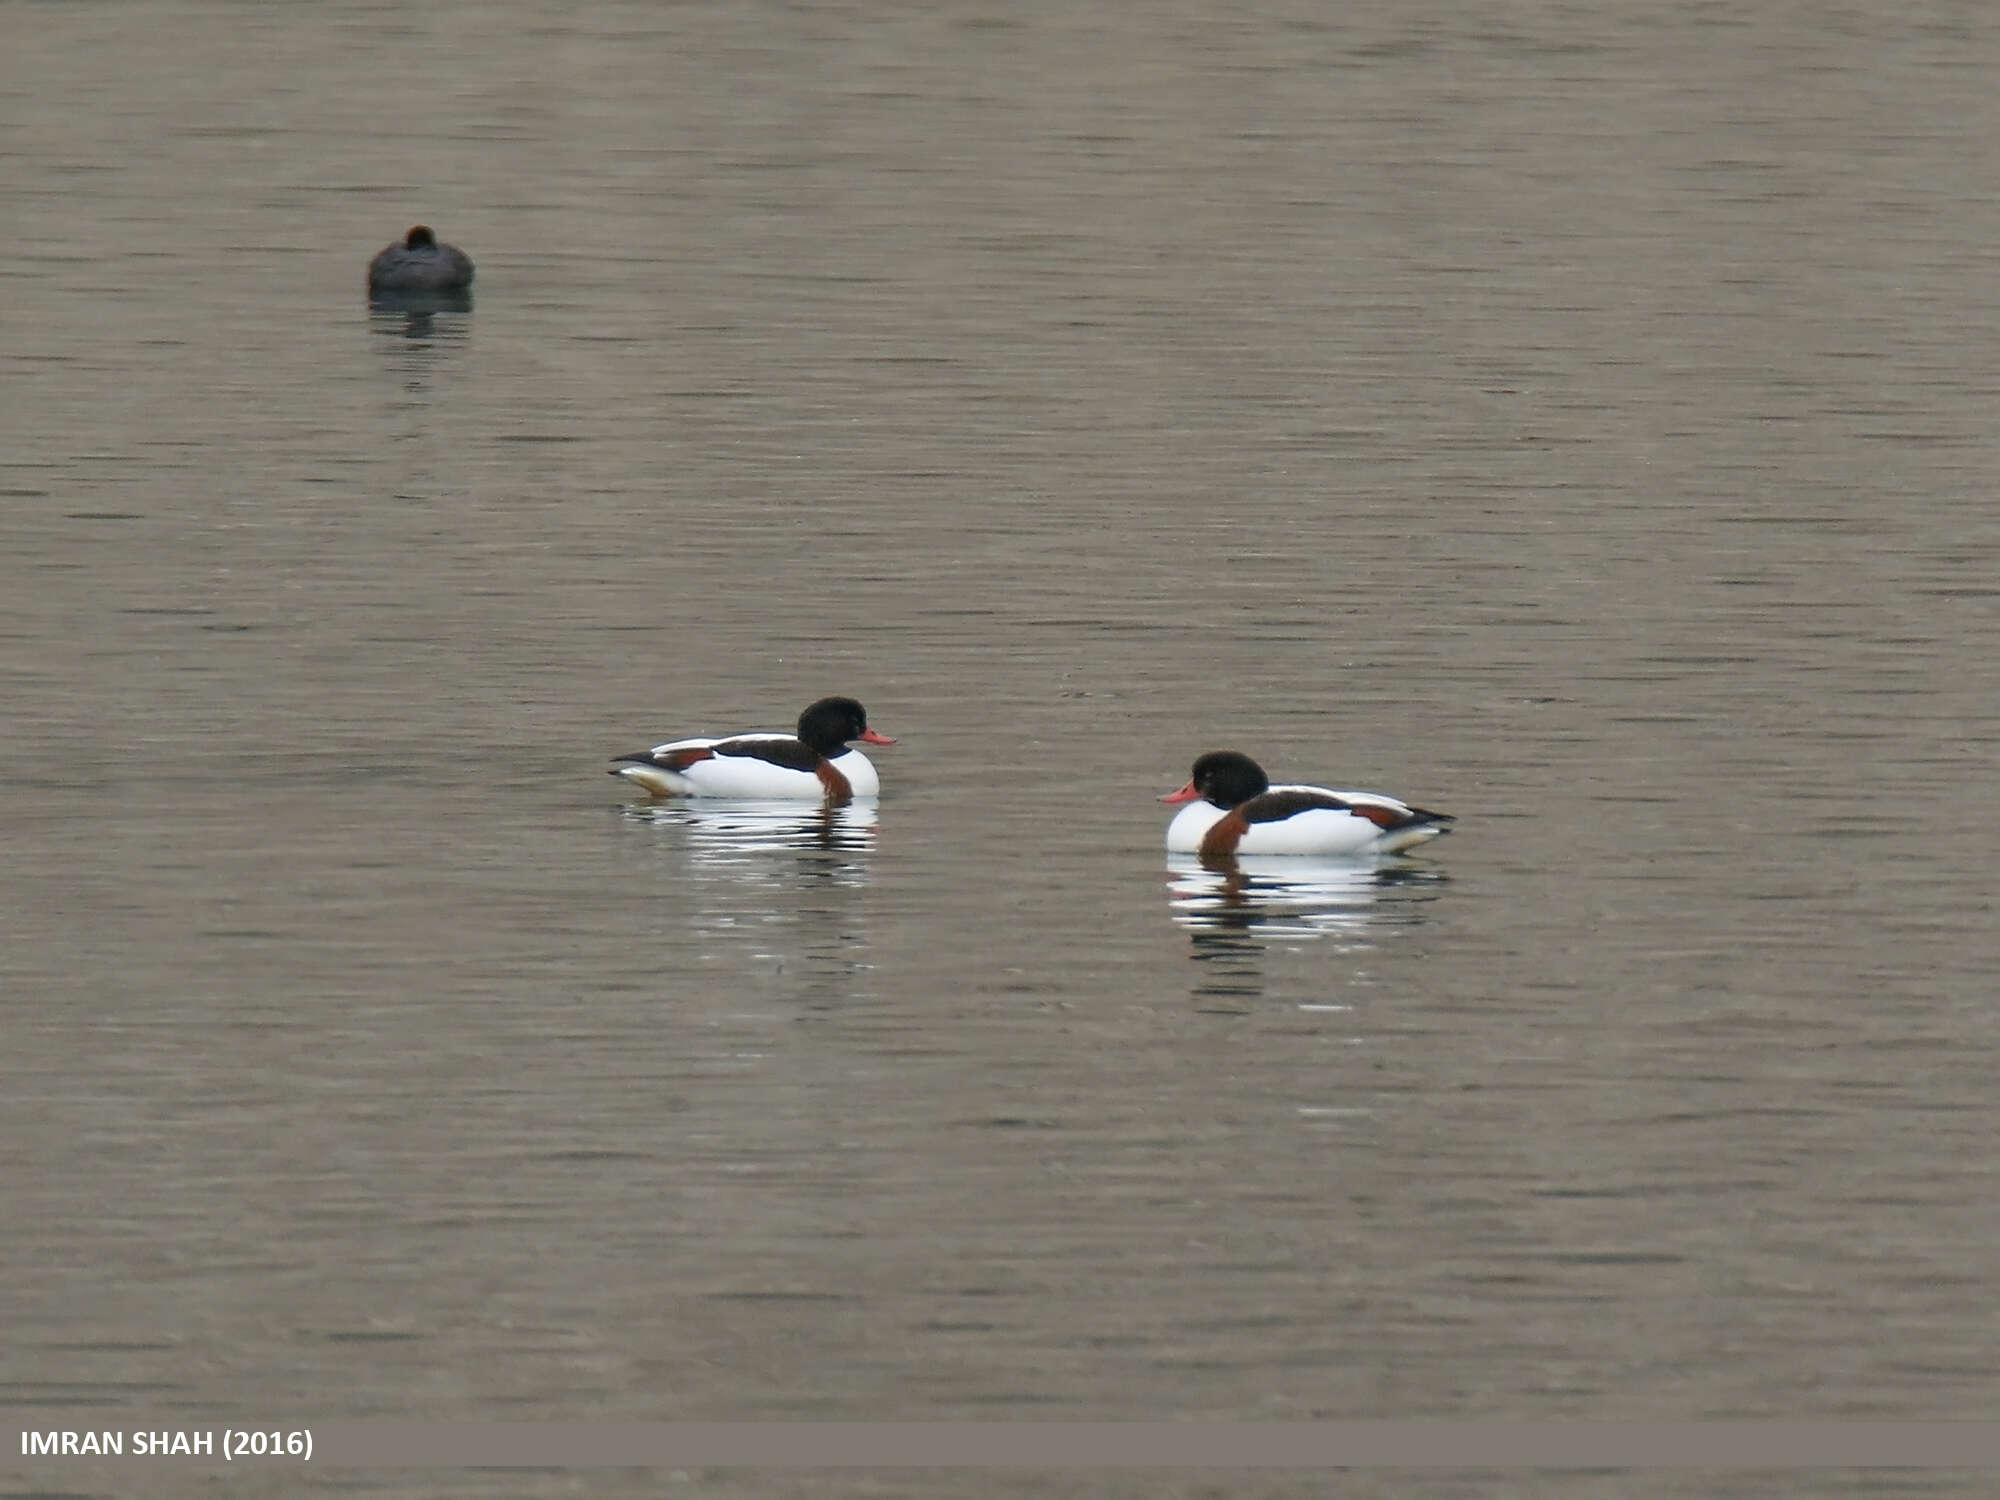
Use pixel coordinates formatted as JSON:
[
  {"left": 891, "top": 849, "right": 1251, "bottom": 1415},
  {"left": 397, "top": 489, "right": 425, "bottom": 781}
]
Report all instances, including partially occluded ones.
[
  {"left": 860, "top": 729, "right": 897, "bottom": 745},
  {"left": 1159, "top": 782, "right": 1201, "bottom": 805}
]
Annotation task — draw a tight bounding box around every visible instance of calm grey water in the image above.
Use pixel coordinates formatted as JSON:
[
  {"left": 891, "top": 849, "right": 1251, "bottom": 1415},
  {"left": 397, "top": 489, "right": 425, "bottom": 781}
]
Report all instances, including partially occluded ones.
[{"left": 6, "top": 2, "right": 1999, "bottom": 1497}]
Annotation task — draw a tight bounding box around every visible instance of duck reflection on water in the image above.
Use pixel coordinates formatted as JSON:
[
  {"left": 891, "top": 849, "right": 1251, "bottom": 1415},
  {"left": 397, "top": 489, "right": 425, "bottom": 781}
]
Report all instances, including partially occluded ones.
[
  {"left": 621, "top": 796, "right": 877, "bottom": 873},
  {"left": 1168, "top": 853, "right": 1448, "bottom": 1009},
  {"left": 619, "top": 798, "right": 878, "bottom": 1012}
]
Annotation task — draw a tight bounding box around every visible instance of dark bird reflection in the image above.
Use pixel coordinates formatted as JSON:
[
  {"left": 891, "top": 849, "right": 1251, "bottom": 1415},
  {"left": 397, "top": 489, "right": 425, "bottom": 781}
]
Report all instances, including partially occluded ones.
[
  {"left": 367, "top": 288, "right": 474, "bottom": 324},
  {"left": 370, "top": 298, "right": 474, "bottom": 382},
  {"left": 366, "top": 297, "right": 472, "bottom": 404},
  {"left": 1167, "top": 854, "right": 1448, "bottom": 1010}
]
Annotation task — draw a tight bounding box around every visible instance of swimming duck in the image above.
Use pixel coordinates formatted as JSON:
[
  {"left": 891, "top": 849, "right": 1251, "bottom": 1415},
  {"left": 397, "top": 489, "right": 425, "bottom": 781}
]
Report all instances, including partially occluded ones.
[
  {"left": 1161, "top": 750, "right": 1452, "bottom": 859},
  {"left": 611, "top": 696, "right": 895, "bottom": 801},
  {"left": 367, "top": 226, "right": 475, "bottom": 295}
]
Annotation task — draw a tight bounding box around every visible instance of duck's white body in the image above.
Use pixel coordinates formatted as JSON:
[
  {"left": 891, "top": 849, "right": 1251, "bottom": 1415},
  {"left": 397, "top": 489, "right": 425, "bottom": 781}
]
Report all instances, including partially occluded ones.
[
  {"left": 1165, "top": 786, "right": 1445, "bottom": 858},
  {"left": 610, "top": 696, "right": 893, "bottom": 803},
  {"left": 613, "top": 736, "right": 882, "bottom": 800},
  {"left": 1161, "top": 752, "right": 1453, "bottom": 862}
]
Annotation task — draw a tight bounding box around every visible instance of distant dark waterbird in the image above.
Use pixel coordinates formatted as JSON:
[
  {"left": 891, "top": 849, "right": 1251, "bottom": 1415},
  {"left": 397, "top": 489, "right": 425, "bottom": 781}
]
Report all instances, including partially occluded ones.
[{"left": 367, "top": 225, "right": 475, "bottom": 296}]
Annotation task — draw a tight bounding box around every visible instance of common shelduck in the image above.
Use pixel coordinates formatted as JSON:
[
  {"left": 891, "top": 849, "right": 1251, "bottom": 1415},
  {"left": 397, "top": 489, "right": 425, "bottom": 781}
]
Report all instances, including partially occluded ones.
[
  {"left": 1161, "top": 750, "right": 1453, "bottom": 860},
  {"left": 610, "top": 696, "right": 895, "bottom": 802},
  {"left": 368, "top": 226, "right": 475, "bottom": 295}
]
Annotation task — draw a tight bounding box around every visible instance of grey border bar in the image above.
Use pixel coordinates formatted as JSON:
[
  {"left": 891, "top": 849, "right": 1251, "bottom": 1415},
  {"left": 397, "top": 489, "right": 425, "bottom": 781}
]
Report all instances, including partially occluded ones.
[{"left": 27, "top": 1422, "right": 1985, "bottom": 1468}]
